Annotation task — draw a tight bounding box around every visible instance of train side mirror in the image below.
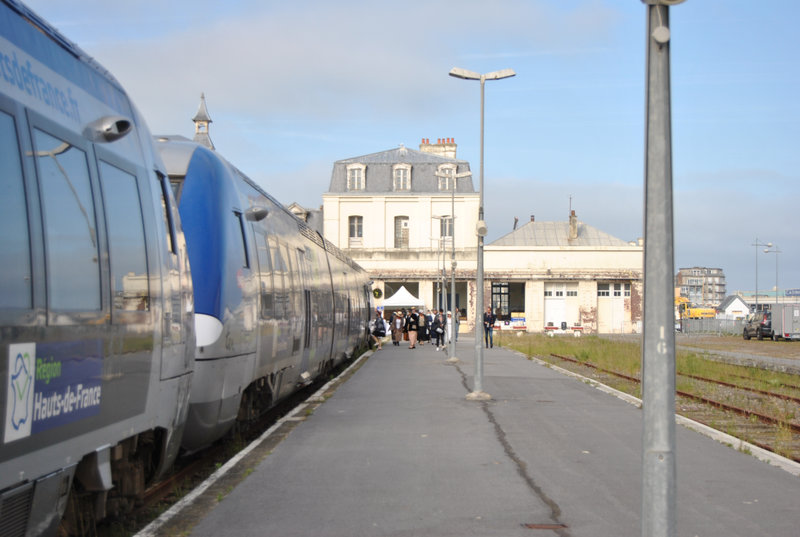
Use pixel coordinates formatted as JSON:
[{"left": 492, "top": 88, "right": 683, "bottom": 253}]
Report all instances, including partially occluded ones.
[
  {"left": 84, "top": 115, "right": 133, "bottom": 142},
  {"left": 245, "top": 206, "right": 269, "bottom": 221}
]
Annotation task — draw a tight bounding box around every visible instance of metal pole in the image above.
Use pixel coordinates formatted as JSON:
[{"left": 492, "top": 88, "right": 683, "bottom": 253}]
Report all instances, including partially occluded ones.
[
  {"left": 449, "top": 178, "right": 458, "bottom": 362},
  {"left": 641, "top": 2, "right": 680, "bottom": 536},
  {"left": 751, "top": 239, "right": 771, "bottom": 313},
  {"left": 449, "top": 66, "right": 514, "bottom": 400},
  {"left": 755, "top": 240, "right": 759, "bottom": 313},
  {"left": 470, "top": 75, "right": 488, "bottom": 398},
  {"left": 440, "top": 239, "right": 446, "bottom": 315}
]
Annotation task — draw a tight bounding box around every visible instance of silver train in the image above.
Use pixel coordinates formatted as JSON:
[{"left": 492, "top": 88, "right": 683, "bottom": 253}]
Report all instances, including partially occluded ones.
[
  {"left": 0, "top": 1, "right": 370, "bottom": 535},
  {"left": 156, "top": 136, "right": 372, "bottom": 453}
]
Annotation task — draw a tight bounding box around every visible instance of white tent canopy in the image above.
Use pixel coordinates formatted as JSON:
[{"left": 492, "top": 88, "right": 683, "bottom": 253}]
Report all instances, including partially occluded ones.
[{"left": 382, "top": 285, "right": 425, "bottom": 308}]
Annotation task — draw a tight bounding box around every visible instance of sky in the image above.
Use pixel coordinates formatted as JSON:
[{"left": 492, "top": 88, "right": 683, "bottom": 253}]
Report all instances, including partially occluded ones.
[{"left": 23, "top": 0, "right": 798, "bottom": 296}]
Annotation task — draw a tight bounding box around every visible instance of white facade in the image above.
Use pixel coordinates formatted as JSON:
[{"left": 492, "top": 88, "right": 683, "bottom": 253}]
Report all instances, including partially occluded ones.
[{"left": 322, "top": 140, "right": 644, "bottom": 334}]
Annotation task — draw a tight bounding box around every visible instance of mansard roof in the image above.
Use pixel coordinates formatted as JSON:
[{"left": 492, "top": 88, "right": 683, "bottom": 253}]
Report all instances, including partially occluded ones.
[{"left": 327, "top": 145, "right": 474, "bottom": 194}]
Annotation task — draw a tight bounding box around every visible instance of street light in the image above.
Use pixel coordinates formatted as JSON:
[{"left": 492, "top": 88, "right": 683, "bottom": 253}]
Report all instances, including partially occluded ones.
[
  {"left": 764, "top": 244, "right": 781, "bottom": 323},
  {"left": 435, "top": 169, "right": 472, "bottom": 364},
  {"left": 449, "top": 66, "right": 515, "bottom": 401},
  {"left": 431, "top": 216, "right": 448, "bottom": 310},
  {"left": 752, "top": 238, "right": 772, "bottom": 313}
]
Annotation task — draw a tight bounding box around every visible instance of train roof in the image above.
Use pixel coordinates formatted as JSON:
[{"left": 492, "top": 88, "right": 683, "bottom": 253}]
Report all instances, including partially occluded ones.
[
  {"left": 155, "top": 136, "right": 366, "bottom": 274},
  {"left": 3, "top": 0, "right": 124, "bottom": 91}
]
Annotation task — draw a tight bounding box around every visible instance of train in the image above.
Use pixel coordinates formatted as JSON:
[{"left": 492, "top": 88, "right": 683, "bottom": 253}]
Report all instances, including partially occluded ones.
[
  {"left": 155, "top": 135, "right": 372, "bottom": 453},
  {"left": 0, "top": 1, "right": 371, "bottom": 535}
]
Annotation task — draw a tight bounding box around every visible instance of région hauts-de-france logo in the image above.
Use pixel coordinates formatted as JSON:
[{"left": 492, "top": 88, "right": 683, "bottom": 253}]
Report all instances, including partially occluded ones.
[{"left": 5, "top": 343, "right": 35, "bottom": 443}]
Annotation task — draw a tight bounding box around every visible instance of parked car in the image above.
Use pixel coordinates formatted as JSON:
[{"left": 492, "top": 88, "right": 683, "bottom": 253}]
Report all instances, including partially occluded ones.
[{"left": 743, "top": 312, "right": 772, "bottom": 340}]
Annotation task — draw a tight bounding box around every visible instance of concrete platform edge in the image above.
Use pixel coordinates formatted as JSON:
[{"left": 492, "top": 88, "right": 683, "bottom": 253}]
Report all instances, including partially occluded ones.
[
  {"left": 133, "top": 350, "right": 374, "bottom": 537},
  {"left": 524, "top": 351, "right": 800, "bottom": 478}
]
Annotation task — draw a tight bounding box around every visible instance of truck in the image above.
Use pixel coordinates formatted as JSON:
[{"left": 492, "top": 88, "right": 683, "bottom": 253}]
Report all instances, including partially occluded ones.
[
  {"left": 770, "top": 303, "right": 800, "bottom": 341},
  {"left": 675, "top": 296, "right": 716, "bottom": 320}
]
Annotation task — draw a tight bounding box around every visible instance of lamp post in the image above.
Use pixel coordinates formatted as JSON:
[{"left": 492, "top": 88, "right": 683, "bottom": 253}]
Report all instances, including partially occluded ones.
[
  {"left": 449, "top": 67, "right": 515, "bottom": 401},
  {"left": 435, "top": 169, "right": 472, "bottom": 363},
  {"left": 431, "top": 217, "right": 448, "bottom": 311},
  {"left": 764, "top": 244, "right": 781, "bottom": 324},
  {"left": 752, "top": 238, "right": 772, "bottom": 313},
  {"left": 640, "top": 2, "right": 686, "bottom": 536}
]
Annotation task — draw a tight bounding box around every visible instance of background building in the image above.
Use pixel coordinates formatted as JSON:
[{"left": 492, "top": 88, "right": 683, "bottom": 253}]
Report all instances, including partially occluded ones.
[
  {"left": 486, "top": 212, "right": 643, "bottom": 334},
  {"left": 322, "top": 138, "right": 478, "bottom": 324},
  {"left": 675, "top": 267, "right": 726, "bottom": 307},
  {"left": 323, "top": 139, "right": 644, "bottom": 334}
]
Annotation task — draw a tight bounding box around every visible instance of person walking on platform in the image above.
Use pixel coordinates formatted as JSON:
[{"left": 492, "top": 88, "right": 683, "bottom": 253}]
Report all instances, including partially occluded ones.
[
  {"left": 406, "top": 308, "right": 419, "bottom": 349},
  {"left": 432, "top": 311, "right": 446, "bottom": 350},
  {"left": 390, "top": 311, "right": 404, "bottom": 346},
  {"left": 418, "top": 309, "right": 430, "bottom": 346},
  {"left": 369, "top": 309, "right": 385, "bottom": 350},
  {"left": 483, "top": 306, "right": 496, "bottom": 348}
]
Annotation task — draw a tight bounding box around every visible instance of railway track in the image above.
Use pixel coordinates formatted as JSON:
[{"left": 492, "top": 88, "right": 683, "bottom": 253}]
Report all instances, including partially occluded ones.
[{"left": 548, "top": 353, "right": 800, "bottom": 463}]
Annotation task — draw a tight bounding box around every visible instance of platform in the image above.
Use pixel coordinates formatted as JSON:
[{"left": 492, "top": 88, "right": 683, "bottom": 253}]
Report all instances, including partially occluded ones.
[{"left": 141, "top": 339, "right": 800, "bottom": 537}]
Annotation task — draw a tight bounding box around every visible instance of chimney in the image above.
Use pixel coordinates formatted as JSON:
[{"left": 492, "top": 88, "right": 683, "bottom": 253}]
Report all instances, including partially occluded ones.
[
  {"left": 513, "top": 216, "right": 518, "bottom": 230},
  {"left": 530, "top": 215, "right": 535, "bottom": 222},
  {"left": 569, "top": 210, "right": 578, "bottom": 240},
  {"left": 419, "top": 136, "right": 457, "bottom": 158}
]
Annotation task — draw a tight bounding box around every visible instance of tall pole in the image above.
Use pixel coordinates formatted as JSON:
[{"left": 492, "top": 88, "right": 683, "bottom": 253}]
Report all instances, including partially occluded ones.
[
  {"left": 752, "top": 239, "right": 772, "bottom": 313},
  {"left": 764, "top": 244, "right": 780, "bottom": 322},
  {"left": 641, "top": 2, "right": 683, "bottom": 536},
  {"left": 449, "top": 67, "right": 514, "bottom": 401},
  {"left": 448, "top": 176, "right": 458, "bottom": 363},
  {"left": 435, "top": 169, "right": 471, "bottom": 364},
  {"left": 473, "top": 74, "right": 487, "bottom": 396}
]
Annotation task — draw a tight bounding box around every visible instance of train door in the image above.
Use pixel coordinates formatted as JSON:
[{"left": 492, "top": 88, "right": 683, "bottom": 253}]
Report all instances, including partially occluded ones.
[
  {"left": 253, "top": 228, "right": 277, "bottom": 372},
  {"left": 155, "top": 172, "right": 192, "bottom": 379}
]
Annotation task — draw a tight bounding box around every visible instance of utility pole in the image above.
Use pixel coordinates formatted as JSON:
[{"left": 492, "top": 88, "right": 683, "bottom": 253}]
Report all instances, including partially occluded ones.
[{"left": 641, "top": 1, "right": 685, "bottom": 536}]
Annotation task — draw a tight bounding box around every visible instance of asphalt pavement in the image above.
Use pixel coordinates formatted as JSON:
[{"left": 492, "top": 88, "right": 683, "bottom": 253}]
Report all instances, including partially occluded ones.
[{"left": 139, "top": 336, "right": 800, "bottom": 537}]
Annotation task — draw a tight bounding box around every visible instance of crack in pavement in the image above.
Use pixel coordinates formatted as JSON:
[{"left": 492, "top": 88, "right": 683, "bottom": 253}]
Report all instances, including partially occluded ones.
[{"left": 450, "top": 361, "right": 572, "bottom": 536}]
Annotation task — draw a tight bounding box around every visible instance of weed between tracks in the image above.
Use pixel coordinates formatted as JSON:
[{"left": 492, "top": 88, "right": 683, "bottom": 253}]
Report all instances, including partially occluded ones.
[{"left": 497, "top": 332, "right": 800, "bottom": 463}]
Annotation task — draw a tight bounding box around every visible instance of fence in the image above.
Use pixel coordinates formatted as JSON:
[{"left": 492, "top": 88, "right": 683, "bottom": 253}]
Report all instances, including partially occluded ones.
[{"left": 677, "top": 318, "right": 745, "bottom": 336}]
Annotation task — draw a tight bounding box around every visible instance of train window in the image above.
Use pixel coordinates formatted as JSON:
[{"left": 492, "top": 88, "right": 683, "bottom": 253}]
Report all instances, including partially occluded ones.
[
  {"left": 99, "top": 161, "right": 149, "bottom": 312},
  {"left": 282, "top": 244, "right": 297, "bottom": 318},
  {"left": 169, "top": 177, "right": 184, "bottom": 203},
  {"left": 254, "top": 232, "right": 274, "bottom": 318},
  {"left": 34, "top": 128, "right": 101, "bottom": 312},
  {"left": 269, "top": 237, "right": 286, "bottom": 319},
  {"left": 0, "top": 110, "right": 32, "bottom": 309},
  {"left": 158, "top": 173, "right": 176, "bottom": 254},
  {"left": 234, "top": 211, "right": 250, "bottom": 269}
]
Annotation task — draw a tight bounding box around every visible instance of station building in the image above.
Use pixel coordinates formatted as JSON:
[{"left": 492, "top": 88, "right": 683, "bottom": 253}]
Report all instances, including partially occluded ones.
[{"left": 322, "top": 138, "right": 644, "bottom": 334}]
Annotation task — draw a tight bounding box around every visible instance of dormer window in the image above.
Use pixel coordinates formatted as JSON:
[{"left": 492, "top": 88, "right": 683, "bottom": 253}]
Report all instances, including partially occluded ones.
[
  {"left": 437, "top": 164, "right": 456, "bottom": 191},
  {"left": 393, "top": 164, "right": 411, "bottom": 191},
  {"left": 346, "top": 163, "right": 366, "bottom": 191}
]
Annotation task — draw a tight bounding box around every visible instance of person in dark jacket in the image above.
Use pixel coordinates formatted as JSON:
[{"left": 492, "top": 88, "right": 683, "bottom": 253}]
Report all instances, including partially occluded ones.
[
  {"left": 405, "top": 308, "right": 419, "bottom": 349},
  {"left": 431, "top": 311, "right": 446, "bottom": 350},
  {"left": 370, "top": 310, "right": 385, "bottom": 350},
  {"left": 483, "top": 306, "right": 497, "bottom": 348},
  {"left": 418, "top": 309, "right": 430, "bottom": 346}
]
